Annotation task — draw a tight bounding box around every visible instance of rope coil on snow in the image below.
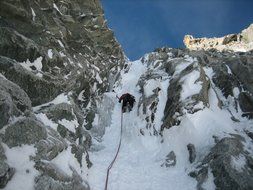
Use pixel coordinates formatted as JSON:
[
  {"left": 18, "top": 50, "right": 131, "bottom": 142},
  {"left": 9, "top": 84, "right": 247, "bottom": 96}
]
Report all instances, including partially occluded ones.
[{"left": 104, "top": 111, "right": 123, "bottom": 190}]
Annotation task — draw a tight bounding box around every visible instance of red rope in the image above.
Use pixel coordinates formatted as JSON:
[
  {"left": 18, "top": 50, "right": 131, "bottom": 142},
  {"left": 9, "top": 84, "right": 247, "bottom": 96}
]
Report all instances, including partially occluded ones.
[{"left": 104, "top": 111, "right": 123, "bottom": 190}]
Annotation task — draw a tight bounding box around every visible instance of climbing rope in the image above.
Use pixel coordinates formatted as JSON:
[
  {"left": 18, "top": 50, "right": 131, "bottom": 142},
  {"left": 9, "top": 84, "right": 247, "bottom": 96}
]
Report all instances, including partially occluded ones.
[{"left": 104, "top": 111, "right": 123, "bottom": 190}]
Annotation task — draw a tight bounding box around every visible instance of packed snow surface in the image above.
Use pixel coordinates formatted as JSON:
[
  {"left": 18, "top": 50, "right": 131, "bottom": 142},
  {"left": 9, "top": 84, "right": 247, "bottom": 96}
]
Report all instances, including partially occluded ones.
[
  {"left": 3, "top": 145, "right": 39, "bottom": 190},
  {"left": 180, "top": 69, "right": 202, "bottom": 100}
]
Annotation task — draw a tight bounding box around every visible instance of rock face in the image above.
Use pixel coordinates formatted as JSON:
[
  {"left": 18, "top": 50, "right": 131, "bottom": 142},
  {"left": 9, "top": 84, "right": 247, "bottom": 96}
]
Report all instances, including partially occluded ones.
[
  {"left": 0, "top": 142, "right": 15, "bottom": 189},
  {"left": 34, "top": 174, "right": 89, "bottom": 190},
  {"left": 161, "top": 151, "right": 176, "bottom": 167},
  {"left": 239, "top": 92, "right": 253, "bottom": 118},
  {"left": 184, "top": 24, "right": 253, "bottom": 52},
  {"left": 187, "top": 143, "right": 196, "bottom": 163},
  {"left": 0, "top": 0, "right": 124, "bottom": 189},
  {"left": 139, "top": 47, "right": 253, "bottom": 131},
  {"left": 0, "top": 161, "right": 15, "bottom": 189},
  {"left": 0, "top": 56, "right": 61, "bottom": 106},
  {"left": 132, "top": 51, "right": 172, "bottom": 138},
  {"left": 137, "top": 44, "right": 253, "bottom": 190},
  {"left": 34, "top": 161, "right": 89, "bottom": 190},
  {"left": 3, "top": 118, "right": 47, "bottom": 147},
  {"left": 0, "top": 0, "right": 124, "bottom": 106},
  {"left": 191, "top": 136, "right": 253, "bottom": 190},
  {"left": 0, "top": 75, "right": 32, "bottom": 128}
]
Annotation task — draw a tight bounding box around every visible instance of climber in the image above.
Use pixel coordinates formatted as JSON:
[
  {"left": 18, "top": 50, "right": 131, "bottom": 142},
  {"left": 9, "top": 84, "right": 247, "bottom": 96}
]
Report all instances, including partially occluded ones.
[{"left": 118, "top": 93, "right": 135, "bottom": 113}]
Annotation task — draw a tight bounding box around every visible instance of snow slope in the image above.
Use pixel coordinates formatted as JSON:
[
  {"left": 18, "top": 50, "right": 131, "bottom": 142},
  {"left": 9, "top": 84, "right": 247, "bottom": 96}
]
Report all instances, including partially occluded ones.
[
  {"left": 88, "top": 52, "right": 253, "bottom": 190},
  {"left": 88, "top": 60, "right": 197, "bottom": 190}
]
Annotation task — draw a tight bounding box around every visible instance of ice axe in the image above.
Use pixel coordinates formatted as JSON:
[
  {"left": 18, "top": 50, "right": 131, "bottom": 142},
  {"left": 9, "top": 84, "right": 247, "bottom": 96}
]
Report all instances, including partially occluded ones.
[{"left": 112, "top": 90, "right": 120, "bottom": 100}]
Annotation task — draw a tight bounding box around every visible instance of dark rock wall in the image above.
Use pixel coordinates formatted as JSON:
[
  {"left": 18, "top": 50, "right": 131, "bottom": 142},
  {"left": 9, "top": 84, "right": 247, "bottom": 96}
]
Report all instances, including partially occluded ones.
[
  {"left": 0, "top": 0, "right": 124, "bottom": 106},
  {"left": 0, "top": 0, "right": 124, "bottom": 189}
]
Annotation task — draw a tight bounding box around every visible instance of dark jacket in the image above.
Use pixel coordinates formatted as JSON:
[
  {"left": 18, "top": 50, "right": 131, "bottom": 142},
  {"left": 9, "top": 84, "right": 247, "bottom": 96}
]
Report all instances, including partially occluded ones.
[
  {"left": 119, "top": 93, "right": 135, "bottom": 103},
  {"left": 119, "top": 93, "right": 135, "bottom": 111}
]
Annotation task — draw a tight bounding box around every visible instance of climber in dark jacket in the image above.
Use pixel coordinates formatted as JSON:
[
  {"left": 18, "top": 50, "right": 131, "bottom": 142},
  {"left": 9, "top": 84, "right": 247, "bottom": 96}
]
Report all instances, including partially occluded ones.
[{"left": 118, "top": 93, "right": 135, "bottom": 113}]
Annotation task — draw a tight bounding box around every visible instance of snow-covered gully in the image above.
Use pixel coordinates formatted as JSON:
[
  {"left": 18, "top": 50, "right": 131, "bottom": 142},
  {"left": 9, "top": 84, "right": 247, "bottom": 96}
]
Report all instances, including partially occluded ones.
[
  {"left": 88, "top": 53, "right": 253, "bottom": 190},
  {"left": 89, "top": 59, "right": 196, "bottom": 190}
]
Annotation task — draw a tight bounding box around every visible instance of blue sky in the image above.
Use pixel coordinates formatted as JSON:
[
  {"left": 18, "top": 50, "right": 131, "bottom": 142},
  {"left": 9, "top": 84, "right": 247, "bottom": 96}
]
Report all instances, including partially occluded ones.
[{"left": 101, "top": 0, "right": 253, "bottom": 60}]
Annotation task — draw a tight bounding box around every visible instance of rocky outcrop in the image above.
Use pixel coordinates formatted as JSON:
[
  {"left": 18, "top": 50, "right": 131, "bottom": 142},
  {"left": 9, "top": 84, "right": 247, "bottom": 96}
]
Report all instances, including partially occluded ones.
[
  {"left": 42, "top": 103, "right": 76, "bottom": 122},
  {"left": 184, "top": 24, "right": 253, "bottom": 52},
  {"left": 34, "top": 127, "right": 68, "bottom": 161},
  {"left": 0, "top": 0, "right": 124, "bottom": 107},
  {"left": 3, "top": 117, "right": 47, "bottom": 147},
  {"left": 34, "top": 174, "right": 89, "bottom": 190},
  {"left": 161, "top": 151, "right": 176, "bottom": 167},
  {"left": 191, "top": 136, "right": 253, "bottom": 190},
  {"left": 135, "top": 51, "right": 171, "bottom": 136},
  {"left": 0, "top": 75, "right": 31, "bottom": 128},
  {"left": 34, "top": 161, "right": 89, "bottom": 190},
  {"left": 36, "top": 101, "right": 92, "bottom": 165},
  {"left": 238, "top": 92, "right": 253, "bottom": 118},
  {"left": 140, "top": 47, "right": 253, "bottom": 131},
  {"left": 187, "top": 143, "right": 196, "bottom": 163},
  {"left": 0, "top": 161, "right": 15, "bottom": 188},
  {"left": 0, "top": 56, "right": 62, "bottom": 106},
  {"left": 241, "top": 24, "right": 253, "bottom": 43},
  {"left": 0, "top": 142, "right": 14, "bottom": 189}
]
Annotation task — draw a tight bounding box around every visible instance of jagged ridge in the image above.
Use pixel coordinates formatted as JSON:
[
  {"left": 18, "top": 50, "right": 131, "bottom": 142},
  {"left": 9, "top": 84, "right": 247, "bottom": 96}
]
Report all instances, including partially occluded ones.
[{"left": 184, "top": 24, "right": 253, "bottom": 52}]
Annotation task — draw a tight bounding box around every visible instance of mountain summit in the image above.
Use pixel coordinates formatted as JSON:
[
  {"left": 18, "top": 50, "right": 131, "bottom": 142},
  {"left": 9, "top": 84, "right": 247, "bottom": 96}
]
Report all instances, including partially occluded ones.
[{"left": 184, "top": 24, "right": 253, "bottom": 52}]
